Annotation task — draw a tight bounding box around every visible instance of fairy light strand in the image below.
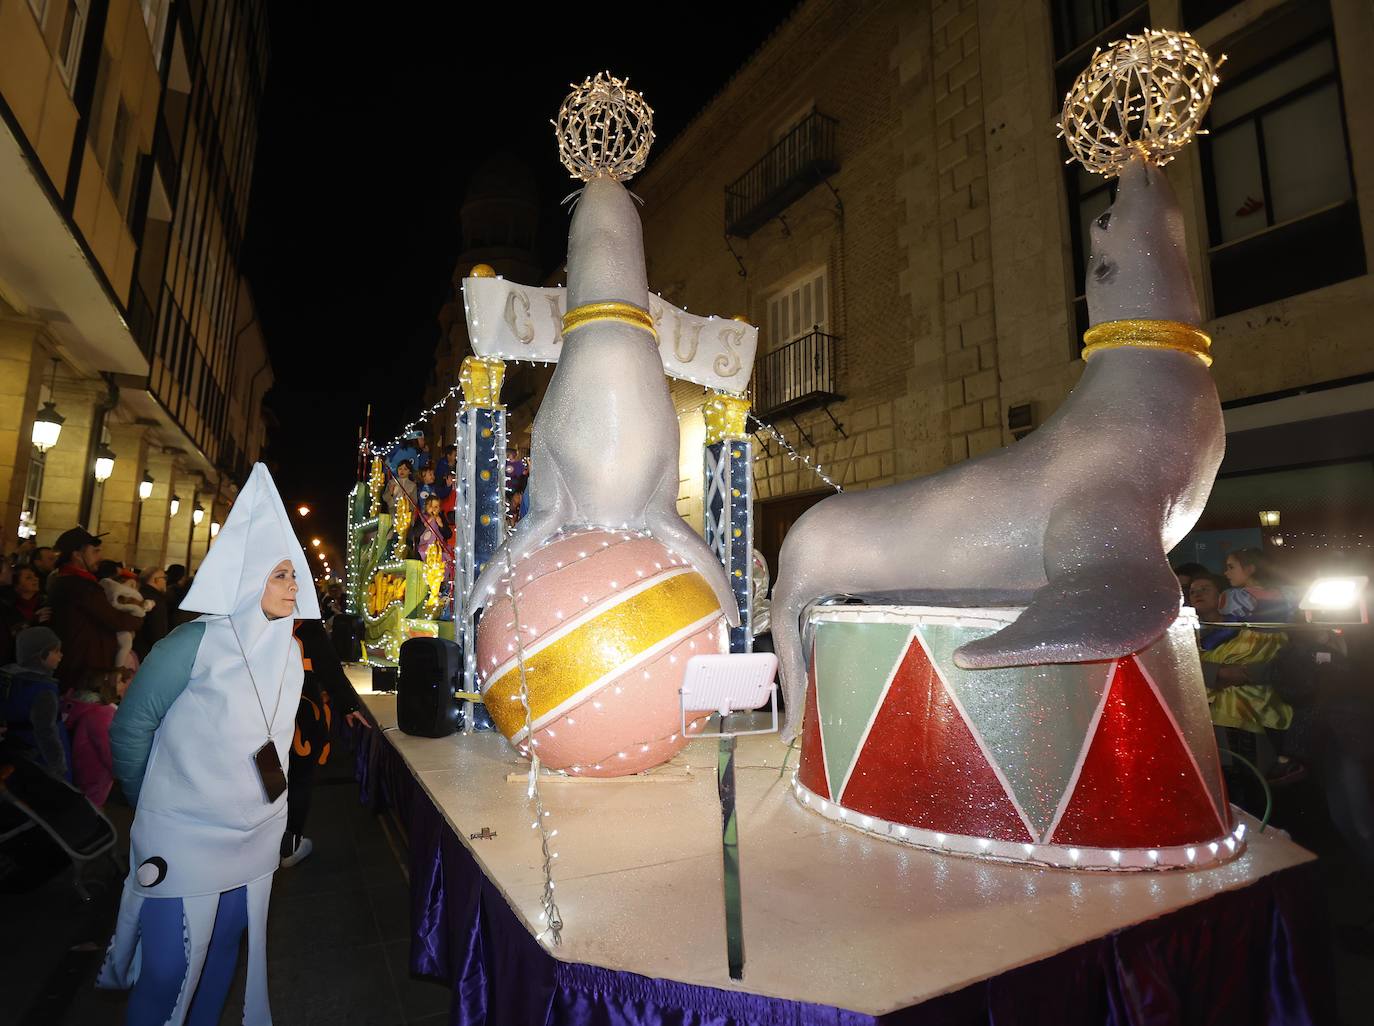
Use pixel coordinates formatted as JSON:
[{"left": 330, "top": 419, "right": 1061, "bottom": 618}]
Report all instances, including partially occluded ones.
[
  {"left": 747, "top": 413, "right": 843, "bottom": 493},
  {"left": 503, "top": 546, "right": 563, "bottom": 945}
]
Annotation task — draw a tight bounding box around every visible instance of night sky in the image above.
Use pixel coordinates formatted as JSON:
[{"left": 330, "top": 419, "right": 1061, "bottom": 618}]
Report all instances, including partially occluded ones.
[{"left": 242, "top": 5, "right": 798, "bottom": 560}]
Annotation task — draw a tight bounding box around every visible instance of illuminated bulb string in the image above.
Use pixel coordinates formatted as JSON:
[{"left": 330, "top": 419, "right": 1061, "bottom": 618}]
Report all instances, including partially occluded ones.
[
  {"left": 502, "top": 547, "right": 563, "bottom": 945},
  {"left": 747, "top": 413, "right": 843, "bottom": 493}
]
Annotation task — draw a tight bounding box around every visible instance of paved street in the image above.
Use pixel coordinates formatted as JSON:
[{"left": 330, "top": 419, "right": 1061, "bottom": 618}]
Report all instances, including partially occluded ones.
[{"left": 3, "top": 744, "right": 450, "bottom": 1026}]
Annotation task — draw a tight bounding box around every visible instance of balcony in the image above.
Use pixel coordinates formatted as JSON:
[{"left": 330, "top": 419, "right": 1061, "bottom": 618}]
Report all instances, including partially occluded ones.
[
  {"left": 753, "top": 329, "right": 840, "bottom": 419},
  {"left": 725, "top": 113, "right": 839, "bottom": 238}
]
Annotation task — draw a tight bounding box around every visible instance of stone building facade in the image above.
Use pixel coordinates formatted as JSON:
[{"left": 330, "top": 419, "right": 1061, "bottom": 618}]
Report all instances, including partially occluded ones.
[
  {"left": 1, "top": 0, "right": 273, "bottom": 569},
  {"left": 637, "top": 0, "right": 1374, "bottom": 576}
]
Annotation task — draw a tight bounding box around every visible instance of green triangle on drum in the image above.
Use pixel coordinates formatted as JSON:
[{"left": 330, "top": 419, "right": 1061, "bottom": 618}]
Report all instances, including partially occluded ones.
[
  {"left": 812, "top": 620, "right": 914, "bottom": 802},
  {"left": 917, "top": 622, "right": 1113, "bottom": 841}
]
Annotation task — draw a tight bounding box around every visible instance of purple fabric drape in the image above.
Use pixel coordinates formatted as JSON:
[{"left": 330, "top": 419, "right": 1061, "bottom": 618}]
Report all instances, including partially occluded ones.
[{"left": 353, "top": 723, "right": 1332, "bottom": 1026}]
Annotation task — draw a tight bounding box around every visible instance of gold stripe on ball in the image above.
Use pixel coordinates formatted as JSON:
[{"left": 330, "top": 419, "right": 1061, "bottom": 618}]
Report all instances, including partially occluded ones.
[
  {"left": 1081, "top": 319, "right": 1213, "bottom": 367},
  {"left": 483, "top": 572, "right": 720, "bottom": 738},
  {"left": 561, "top": 301, "right": 657, "bottom": 340}
]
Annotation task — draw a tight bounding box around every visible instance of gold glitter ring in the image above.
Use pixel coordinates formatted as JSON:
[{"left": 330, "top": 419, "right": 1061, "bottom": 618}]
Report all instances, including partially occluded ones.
[
  {"left": 1081, "top": 319, "right": 1213, "bottom": 367},
  {"left": 561, "top": 301, "right": 657, "bottom": 339}
]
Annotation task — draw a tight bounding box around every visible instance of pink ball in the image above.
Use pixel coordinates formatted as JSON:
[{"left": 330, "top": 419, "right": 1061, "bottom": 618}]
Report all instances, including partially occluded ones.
[{"left": 477, "top": 529, "right": 729, "bottom": 776}]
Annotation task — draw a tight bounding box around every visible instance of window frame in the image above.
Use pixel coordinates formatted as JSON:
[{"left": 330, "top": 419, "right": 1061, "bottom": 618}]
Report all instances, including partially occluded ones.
[
  {"left": 765, "top": 264, "right": 831, "bottom": 353},
  {"left": 54, "top": 0, "right": 88, "bottom": 92},
  {"left": 1199, "top": 29, "right": 1356, "bottom": 253}
]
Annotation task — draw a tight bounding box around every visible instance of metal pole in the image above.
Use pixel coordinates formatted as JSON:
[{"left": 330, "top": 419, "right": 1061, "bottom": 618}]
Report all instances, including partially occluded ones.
[{"left": 717, "top": 727, "right": 744, "bottom": 980}]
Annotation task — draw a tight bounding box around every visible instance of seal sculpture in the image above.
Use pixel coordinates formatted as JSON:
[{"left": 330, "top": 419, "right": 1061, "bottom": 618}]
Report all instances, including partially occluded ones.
[
  {"left": 469, "top": 75, "right": 739, "bottom": 626},
  {"left": 771, "top": 154, "right": 1224, "bottom": 740}
]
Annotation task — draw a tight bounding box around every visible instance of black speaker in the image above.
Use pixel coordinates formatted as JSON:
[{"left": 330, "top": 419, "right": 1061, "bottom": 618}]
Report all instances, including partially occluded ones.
[
  {"left": 371, "top": 664, "right": 398, "bottom": 693},
  {"left": 397, "top": 637, "right": 463, "bottom": 737}
]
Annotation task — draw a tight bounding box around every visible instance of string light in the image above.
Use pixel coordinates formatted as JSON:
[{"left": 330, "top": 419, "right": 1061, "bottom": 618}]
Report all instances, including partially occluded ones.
[
  {"left": 747, "top": 413, "right": 843, "bottom": 493},
  {"left": 503, "top": 547, "right": 563, "bottom": 946},
  {"left": 1059, "top": 29, "right": 1222, "bottom": 178}
]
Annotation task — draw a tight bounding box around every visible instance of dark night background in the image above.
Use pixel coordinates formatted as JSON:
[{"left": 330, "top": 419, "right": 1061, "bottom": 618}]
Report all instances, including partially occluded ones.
[{"left": 241, "top": 5, "right": 798, "bottom": 559}]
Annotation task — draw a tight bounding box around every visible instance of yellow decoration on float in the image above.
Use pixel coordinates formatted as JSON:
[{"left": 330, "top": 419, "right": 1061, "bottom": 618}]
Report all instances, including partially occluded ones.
[
  {"left": 460, "top": 355, "right": 506, "bottom": 408},
  {"left": 1081, "top": 319, "right": 1213, "bottom": 367},
  {"left": 482, "top": 571, "right": 721, "bottom": 740},
  {"left": 561, "top": 300, "right": 656, "bottom": 339},
  {"left": 703, "top": 392, "right": 751, "bottom": 445}
]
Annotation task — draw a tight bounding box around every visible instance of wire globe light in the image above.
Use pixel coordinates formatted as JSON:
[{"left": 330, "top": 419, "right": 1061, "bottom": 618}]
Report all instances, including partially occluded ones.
[
  {"left": 1059, "top": 29, "right": 1222, "bottom": 178},
  {"left": 554, "top": 71, "right": 655, "bottom": 183}
]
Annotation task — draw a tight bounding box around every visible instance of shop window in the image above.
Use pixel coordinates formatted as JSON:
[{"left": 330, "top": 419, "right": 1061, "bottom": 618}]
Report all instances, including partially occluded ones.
[{"left": 1201, "top": 7, "right": 1363, "bottom": 315}]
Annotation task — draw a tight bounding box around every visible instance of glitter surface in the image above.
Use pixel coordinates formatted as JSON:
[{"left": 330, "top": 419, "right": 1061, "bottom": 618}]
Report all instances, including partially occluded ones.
[{"left": 1051, "top": 657, "right": 1225, "bottom": 849}]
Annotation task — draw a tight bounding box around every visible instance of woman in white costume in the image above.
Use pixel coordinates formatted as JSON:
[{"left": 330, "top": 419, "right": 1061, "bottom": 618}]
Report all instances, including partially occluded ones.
[{"left": 98, "top": 464, "right": 319, "bottom": 1025}]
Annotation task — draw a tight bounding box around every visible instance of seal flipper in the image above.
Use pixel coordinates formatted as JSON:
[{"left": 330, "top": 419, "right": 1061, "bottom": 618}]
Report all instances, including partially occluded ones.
[
  {"left": 953, "top": 490, "right": 1182, "bottom": 669},
  {"left": 644, "top": 511, "right": 742, "bottom": 628}
]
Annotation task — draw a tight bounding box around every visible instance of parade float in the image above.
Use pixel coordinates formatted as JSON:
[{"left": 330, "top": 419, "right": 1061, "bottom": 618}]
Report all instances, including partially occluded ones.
[{"left": 344, "top": 45, "right": 1326, "bottom": 1025}]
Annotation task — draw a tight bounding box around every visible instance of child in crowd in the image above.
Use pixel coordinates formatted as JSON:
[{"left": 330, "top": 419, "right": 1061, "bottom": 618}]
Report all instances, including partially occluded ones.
[
  {"left": 0, "top": 626, "right": 70, "bottom": 780},
  {"left": 63, "top": 671, "right": 121, "bottom": 806},
  {"left": 1221, "top": 548, "right": 1290, "bottom": 622},
  {"left": 100, "top": 567, "right": 155, "bottom": 672},
  {"left": 416, "top": 465, "right": 438, "bottom": 507}
]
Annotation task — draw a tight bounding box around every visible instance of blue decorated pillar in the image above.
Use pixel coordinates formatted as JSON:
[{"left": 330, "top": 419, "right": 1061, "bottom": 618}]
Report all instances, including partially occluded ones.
[
  {"left": 703, "top": 392, "right": 753, "bottom": 653},
  {"left": 456, "top": 356, "right": 507, "bottom": 724}
]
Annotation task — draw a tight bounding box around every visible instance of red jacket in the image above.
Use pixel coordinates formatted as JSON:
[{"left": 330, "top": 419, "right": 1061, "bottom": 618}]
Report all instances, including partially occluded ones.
[{"left": 48, "top": 564, "right": 142, "bottom": 691}]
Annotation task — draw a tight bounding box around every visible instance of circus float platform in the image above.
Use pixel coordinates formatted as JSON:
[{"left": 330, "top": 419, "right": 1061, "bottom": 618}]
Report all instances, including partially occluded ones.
[{"left": 350, "top": 682, "right": 1326, "bottom": 1023}]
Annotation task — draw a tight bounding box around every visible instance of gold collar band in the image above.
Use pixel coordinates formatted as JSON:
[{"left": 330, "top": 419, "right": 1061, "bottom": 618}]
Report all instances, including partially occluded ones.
[
  {"left": 1081, "top": 319, "right": 1213, "bottom": 367},
  {"left": 561, "top": 301, "right": 657, "bottom": 339}
]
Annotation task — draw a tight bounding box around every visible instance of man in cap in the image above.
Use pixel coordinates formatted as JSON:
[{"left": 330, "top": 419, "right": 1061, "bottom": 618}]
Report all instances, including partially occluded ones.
[{"left": 46, "top": 528, "right": 142, "bottom": 693}]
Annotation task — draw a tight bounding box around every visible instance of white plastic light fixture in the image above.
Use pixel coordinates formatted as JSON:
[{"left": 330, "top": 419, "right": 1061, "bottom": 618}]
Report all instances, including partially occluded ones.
[
  {"left": 210, "top": 521, "right": 220, "bottom": 538},
  {"left": 138, "top": 473, "right": 154, "bottom": 501},
  {"left": 169, "top": 494, "right": 181, "bottom": 517},
  {"left": 192, "top": 502, "right": 205, "bottom": 526}
]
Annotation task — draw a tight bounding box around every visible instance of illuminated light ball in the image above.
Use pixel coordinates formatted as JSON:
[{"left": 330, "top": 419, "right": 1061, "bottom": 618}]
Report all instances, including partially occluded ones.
[{"left": 477, "top": 528, "right": 728, "bottom": 776}]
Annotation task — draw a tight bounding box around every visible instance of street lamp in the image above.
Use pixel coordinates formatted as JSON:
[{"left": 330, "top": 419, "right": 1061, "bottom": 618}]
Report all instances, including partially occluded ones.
[
  {"left": 170, "top": 494, "right": 181, "bottom": 517},
  {"left": 31, "top": 358, "right": 64, "bottom": 453},
  {"left": 192, "top": 502, "right": 205, "bottom": 526},
  {"left": 138, "top": 473, "right": 154, "bottom": 501},
  {"left": 93, "top": 444, "right": 117, "bottom": 483},
  {"left": 311, "top": 538, "right": 321, "bottom": 547},
  {"left": 298, "top": 505, "right": 311, "bottom": 517},
  {"left": 210, "top": 521, "right": 220, "bottom": 538}
]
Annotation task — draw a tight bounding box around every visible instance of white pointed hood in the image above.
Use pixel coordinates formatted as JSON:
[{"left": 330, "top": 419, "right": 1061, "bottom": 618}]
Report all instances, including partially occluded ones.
[{"left": 181, "top": 464, "right": 318, "bottom": 659}]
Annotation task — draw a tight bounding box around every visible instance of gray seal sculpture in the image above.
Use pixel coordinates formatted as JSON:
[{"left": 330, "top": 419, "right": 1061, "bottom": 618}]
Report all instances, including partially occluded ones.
[
  {"left": 771, "top": 156, "right": 1223, "bottom": 740},
  {"left": 468, "top": 173, "right": 740, "bottom": 626}
]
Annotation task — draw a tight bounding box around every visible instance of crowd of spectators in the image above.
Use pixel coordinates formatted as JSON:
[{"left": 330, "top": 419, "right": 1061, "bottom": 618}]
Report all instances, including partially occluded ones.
[
  {"left": 1176, "top": 548, "right": 1374, "bottom": 880},
  {"left": 2, "top": 528, "right": 196, "bottom": 809}
]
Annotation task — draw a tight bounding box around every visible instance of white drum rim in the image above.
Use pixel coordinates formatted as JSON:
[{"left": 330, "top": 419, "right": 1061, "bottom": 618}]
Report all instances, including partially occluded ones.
[
  {"left": 807, "top": 603, "right": 1200, "bottom": 635},
  {"left": 792, "top": 777, "right": 1246, "bottom": 873}
]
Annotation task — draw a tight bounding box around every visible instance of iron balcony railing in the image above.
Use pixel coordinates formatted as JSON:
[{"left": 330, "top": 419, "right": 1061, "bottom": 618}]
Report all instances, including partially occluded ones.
[
  {"left": 754, "top": 329, "right": 840, "bottom": 418},
  {"left": 725, "top": 112, "right": 839, "bottom": 237}
]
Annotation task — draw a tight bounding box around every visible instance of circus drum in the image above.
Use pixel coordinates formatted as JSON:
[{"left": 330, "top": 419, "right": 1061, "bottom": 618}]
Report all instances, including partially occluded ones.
[{"left": 794, "top": 605, "right": 1245, "bottom": 870}]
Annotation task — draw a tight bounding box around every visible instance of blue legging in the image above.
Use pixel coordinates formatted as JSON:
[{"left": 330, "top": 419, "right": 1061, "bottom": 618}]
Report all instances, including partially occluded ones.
[{"left": 125, "top": 886, "right": 248, "bottom": 1026}]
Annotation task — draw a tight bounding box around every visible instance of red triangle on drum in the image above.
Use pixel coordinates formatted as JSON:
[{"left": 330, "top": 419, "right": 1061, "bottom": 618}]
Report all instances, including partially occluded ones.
[
  {"left": 797, "top": 648, "right": 830, "bottom": 801},
  {"left": 841, "top": 635, "right": 1033, "bottom": 842},
  {"left": 1050, "top": 657, "right": 1225, "bottom": 849}
]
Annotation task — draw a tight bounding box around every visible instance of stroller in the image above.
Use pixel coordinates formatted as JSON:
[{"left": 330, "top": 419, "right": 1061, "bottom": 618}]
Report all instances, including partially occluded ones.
[{"left": 0, "top": 743, "right": 122, "bottom": 900}]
